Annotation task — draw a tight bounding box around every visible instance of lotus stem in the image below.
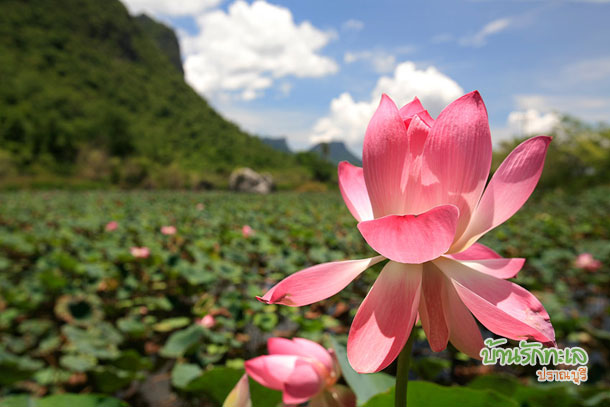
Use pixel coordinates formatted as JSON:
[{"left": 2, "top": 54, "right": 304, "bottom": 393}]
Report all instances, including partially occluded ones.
[{"left": 395, "top": 329, "right": 416, "bottom": 407}]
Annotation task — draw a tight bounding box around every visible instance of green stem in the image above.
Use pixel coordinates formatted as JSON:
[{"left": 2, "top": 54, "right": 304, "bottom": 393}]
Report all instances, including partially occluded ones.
[{"left": 395, "top": 329, "right": 416, "bottom": 407}]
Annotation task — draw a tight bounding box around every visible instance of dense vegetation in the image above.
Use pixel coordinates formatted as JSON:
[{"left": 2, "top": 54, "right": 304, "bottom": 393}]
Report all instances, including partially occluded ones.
[
  {"left": 0, "top": 0, "right": 335, "bottom": 189},
  {"left": 493, "top": 116, "right": 610, "bottom": 191},
  {"left": 0, "top": 187, "right": 608, "bottom": 406}
]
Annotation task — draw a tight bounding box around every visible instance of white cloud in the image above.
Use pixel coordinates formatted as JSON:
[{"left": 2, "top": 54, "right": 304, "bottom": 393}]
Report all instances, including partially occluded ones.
[
  {"left": 459, "top": 18, "right": 511, "bottom": 47},
  {"left": 182, "top": 0, "right": 338, "bottom": 101},
  {"left": 121, "top": 0, "right": 222, "bottom": 16},
  {"left": 310, "top": 62, "right": 464, "bottom": 150},
  {"left": 310, "top": 93, "right": 375, "bottom": 147},
  {"left": 341, "top": 19, "right": 365, "bottom": 32},
  {"left": 507, "top": 109, "right": 560, "bottom": 136},
  {"left": 344, "top": 51, "right": 397, "bottom": 73}
]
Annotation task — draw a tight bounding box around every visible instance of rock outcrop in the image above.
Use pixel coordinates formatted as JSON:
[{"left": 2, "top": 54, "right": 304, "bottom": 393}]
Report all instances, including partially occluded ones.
[{"left": 229, "top": 168, "right": 274, "bottom": 194}]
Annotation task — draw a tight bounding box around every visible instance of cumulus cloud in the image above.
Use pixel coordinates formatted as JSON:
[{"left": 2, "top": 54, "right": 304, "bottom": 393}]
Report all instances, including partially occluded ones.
[
  {"left": 507, "top": 109, "right": 560, "bottom": 136},
  {"left": 310, "top": 62, "right": 464, "bottom": 149},
  {"left": 341, "top": 19, "right": 365, "bottom": 32},
  {"left": 121, "top": 0, "right": 222, "bottom": 16},
  {"left": 182, "top": 0, "right": 338, "bottom": 101},
  {"left": 459, "top": 18, "right": 511, "bottom": 47}
]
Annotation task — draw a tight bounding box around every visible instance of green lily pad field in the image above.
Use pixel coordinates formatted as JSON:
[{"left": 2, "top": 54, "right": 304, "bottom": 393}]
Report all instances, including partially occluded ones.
[{"left": 0, "top": 188, "right": 609, "bottom": 406}]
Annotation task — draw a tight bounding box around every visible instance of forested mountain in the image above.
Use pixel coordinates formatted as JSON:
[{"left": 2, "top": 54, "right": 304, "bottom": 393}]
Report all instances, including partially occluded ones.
[{"left": 0, "top": 0, "right": 328, "bottom": 188}]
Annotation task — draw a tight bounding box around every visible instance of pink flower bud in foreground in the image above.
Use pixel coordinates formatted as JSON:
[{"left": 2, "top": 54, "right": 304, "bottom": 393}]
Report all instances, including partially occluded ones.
[
  {"left": 258, "top": 92, "right": 556, "bottom": 373},
  {"left": 574, "top": 253, "right": 602, "bottom": 272},
  {"left": 245, "top": 337, "right": 355, "bottom": 406},
  {"left": 161, "top": 225, "right": 177, "bottom": 235},
  {"left": 223, "top": 374, "right": 251, "bottom": 407},
  {"left": 197, "top": 314, "right": 215, "bottom": 329},
  {"left": 242, "top": 225, "right": 253, "bottom": 238},
  {"left": 130, "top": 246, "right": 150, "bottom": 258},
  {"left": 105, "top": 221, "right": 118, "bottom": 231}
]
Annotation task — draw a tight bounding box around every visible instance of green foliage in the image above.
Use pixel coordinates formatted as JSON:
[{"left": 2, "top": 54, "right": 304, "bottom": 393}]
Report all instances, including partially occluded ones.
[
  {"left": 295, "top": 151, "right": 337, "bottom": 183},
  {"left": 468, "top": 374, "right": 610, "bottom": 407},
  {"left": 493, "top": 116, "right": 610, "bottom": 190},
  {"left": 0, "top": 394, "right": 127, "bottom": 407},
  {"left": 169, "top": 365, "right": 282, "bottom": 406},
  {"left": 160, "top": 325, "right": 206, "bottom": 358},
  {"left": 362, "top": 382, "right": 519, "bottom": 407},
  {"left": 134, "top": 15, "right": 183, "bottom": 74},
  {"left": 330, "top": 337, "right": 394, "bottom": 406},
  {"left": 0, "top": 0, "right": 320, "bottom": 188}
]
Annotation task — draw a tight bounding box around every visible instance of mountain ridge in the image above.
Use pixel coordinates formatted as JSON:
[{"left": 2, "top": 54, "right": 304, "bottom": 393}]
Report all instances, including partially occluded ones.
[
  {"left": 310, "top": 141, "right": 362, "bottom": 166},
  {"left": 0, "top": 0, "right": 332, "bottom": 188}
]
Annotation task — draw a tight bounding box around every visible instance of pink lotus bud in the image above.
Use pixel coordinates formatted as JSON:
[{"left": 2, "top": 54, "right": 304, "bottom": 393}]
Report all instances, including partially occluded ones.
[
  {"left": 245, "top": 337, "right": 355, "bottom": 406},
  {"left": 242, "top": 225, "right": 253, "bottom": 238},
  {"left": 575, "top": 253, "right": 602, "bottom": 272},
  {"left": 161, "top": 225, "right": 177, "bottom": 235},
  {"left": 197, "top": 314, "right": 215, "bottom": 329},
  {"left": 196, "top": 203, "right": 205, "bottom": 211},
  {"left": 105, "top": 221, "right": 118, "bottom": 231},
  {"left": 130, "top": 247, "right": 150, "bottom": 258}
]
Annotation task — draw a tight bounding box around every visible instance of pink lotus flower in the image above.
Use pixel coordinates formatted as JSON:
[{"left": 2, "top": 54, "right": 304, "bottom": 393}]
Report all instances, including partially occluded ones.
[
  {"left": 258, "top": 92, "right": 556, "bottom": 373},
  {"left": 197, "top": 314, "right": 216, "bottom": 329},
  {"left": 245, "top": 338, "right": 355, "bottom": 406},
  {"left": 161, "top": 225, "right": 177, "bottom": 235},
  {"left": 223, "top": 374, "right": 251, "bottom": 407},
  {"left": 130, "top": 246, "right": 150, "bottom": 258},
  {"left": 574, "top": 253, "right": 601, "bottom": 272},
  {"left": 196, "top": 203, "right": 205, "bottom": 211},
  {"left": 242, "top": 225, "right": 253, "bottom": 238},
  {"left": 105, "top": 221, "right": 118, "bottom": 231}
]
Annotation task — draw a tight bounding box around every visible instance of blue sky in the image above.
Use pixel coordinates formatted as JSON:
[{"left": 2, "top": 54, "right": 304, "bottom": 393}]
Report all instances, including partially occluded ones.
[{"left": 121, "top": 0, "right": 610, "bottom": 154}]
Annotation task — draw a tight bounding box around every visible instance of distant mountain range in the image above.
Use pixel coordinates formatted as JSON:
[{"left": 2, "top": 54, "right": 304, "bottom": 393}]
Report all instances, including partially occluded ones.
[
  {"left": 260, "top": 137, "right": 291, "bottom": 154},
  {"left": 310, "top": 141, "right": 362, "bottom": 166},
  {"left": 261, "top": 137, "right": 362, "bottom": 167}
]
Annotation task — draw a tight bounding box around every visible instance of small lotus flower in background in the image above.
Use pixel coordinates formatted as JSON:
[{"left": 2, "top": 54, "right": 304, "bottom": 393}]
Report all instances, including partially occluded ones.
[
  {"left": 242, "top": 225, "right": 253, "bottom": 238},
  {"left": 196, "top": 202, "right": 205, "bottom": 211},
  {"left": 259, "top": 91, "right": 556, "bottom": 373},
  {"left": 197, "top": 314, "right": 216, "bottom": 329},
  {"left": 161, "top": 225, "right": 177, "bottom": 235},
  {"left": 574, "top": 253, "right": 601, "bottom": 272},
  {"left": 223, "top": 374, "right": 251, "bottom": 407},
  {"left": 130, "top": 246, "right": 150, "bottom": 258},
  {"left": 245, "top": 337, "right": 355, "bottom": 407},
  {"left": 105, "top": 221, "right": 118, "bottom": 231}
]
